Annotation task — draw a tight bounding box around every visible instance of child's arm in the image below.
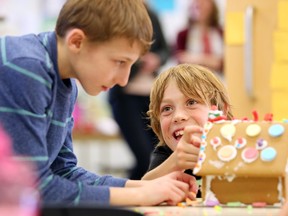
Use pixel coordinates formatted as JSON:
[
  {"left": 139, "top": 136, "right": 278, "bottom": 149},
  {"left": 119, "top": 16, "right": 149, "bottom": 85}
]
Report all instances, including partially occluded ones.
[
  {"left": 110, "top": 171, "right": 197, "bottom": 206},
  {"left": 142, "top": 153, "right": 184, "bottom": 179},
  {"left": 142, "top": 125, "right": 202, "bottom": 180}
]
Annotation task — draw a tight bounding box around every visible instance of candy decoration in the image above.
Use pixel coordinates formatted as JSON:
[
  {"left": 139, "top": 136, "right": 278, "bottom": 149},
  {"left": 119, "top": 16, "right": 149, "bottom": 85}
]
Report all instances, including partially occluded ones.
[
  {"left": 252, "top": 202, "right": 267, "bottom": 207},
  {"left": 220, "top": 124, "right": 236, "bottom": 141},
  {"left": 260, "top": 147, "right": 277, "bottom": 161},
  {"left": 193, "top": 163, "right": 202, "bottom": 174},
  {"left": 227, "top": 202, "right": 243, "bottom": 207},
  {"left": 198, "top": 152, "right": 206, "bottom": 162},
  {"left": 210, "top": 137, "right": 221, "bottom": 150},
  {"left": 241, "top": 147, "right": 259, "bottom": 163},
  {"left": 200, "top": 140, "right": 207, "bottom": 148},
  {"left": 268, "top": 124, "right": 285, "bottom": 137},
  {"left": 217, "top": 145, "right": 237, "bottom": 162},
  {"left": 264, "top": 113, "right": 273, "bottom": 122},
  {"left": 256, "top": 138, "right": 268, "bottom": 150},
  {"left": 204, "top": 191, "right": 220, "bottom": 207},
  {"left": 252, "top": 110, "right": 259, "bottom": 121},
  {"left": 208, "top": 106, "right": 226, "bottom": 123},
  {"left": 209, "top": 116, "right": 227, "bottom": 122},
  {"left": 204, "top": 121, "right": 213, "bottom": 131},
  {"left": 246, "top": 124, "right": 261, "bottom": 137},
  {"left": 234, "top": 137, "right": 247, "bottom": 149}
]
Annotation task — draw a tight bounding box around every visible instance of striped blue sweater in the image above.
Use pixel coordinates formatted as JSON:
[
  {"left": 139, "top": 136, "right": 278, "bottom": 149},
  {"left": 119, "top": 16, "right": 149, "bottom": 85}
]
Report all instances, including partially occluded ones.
[{"left": 0, "top": 32, "right": 127, "bottom": 205}]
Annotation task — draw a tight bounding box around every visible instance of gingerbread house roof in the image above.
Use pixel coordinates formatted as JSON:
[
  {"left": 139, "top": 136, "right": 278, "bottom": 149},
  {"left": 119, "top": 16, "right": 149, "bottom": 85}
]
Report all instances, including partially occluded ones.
[{"left": 193, "top": 120, "right": 288, "bottom": 177}]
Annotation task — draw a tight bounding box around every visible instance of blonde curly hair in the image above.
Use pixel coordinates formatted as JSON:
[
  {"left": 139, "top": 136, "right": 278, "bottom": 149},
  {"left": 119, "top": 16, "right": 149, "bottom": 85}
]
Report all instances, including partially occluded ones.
[{"left": 148, "top": 64, "right": 233, "bottom": 146}]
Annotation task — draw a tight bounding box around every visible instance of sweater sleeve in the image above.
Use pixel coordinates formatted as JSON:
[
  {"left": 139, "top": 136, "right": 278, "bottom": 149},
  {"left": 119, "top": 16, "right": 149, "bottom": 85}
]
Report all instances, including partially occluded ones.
[
  {"left": 45, "top": 116, "right": 127, "bottom": 204},
  {"left": 0, "top": 55, "right": 127, "bottom": 205}
]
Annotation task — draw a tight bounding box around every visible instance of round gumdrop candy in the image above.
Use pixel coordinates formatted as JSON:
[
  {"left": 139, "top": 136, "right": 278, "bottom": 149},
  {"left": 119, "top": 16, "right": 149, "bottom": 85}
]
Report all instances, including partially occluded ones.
[
  {"left": 241, "top": 147, "right": 259, "bottom": 163},
  {"left": 260, "top": 147, "right": 277, "bottom": 162},
  {"left": 268, "top": 124, "right": 285, "bottom": 137},
  {"left": 217, "top": 145, "right": 237, "bottom": 162},
  {"left": 246, "top": 124, "right": 261, "bottom": 137}
]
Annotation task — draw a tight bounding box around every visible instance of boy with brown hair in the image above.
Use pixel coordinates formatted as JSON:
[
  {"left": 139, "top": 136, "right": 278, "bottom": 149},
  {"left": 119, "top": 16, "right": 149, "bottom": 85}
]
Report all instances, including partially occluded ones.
[
  {"left": 142, "top": 64, "right": 233, "bottom": 187},
  {"left": 0, "top": 0, "right": 197, "bottom": 206}
]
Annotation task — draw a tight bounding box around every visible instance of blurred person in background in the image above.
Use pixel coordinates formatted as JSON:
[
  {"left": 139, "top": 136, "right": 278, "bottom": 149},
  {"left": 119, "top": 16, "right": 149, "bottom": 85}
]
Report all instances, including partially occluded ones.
[
  {"left": 174, "top": 0, "right": 224, "bottom": 80},
  {"left": 108, "top": 2, "right": 169, "bottom": 180}
]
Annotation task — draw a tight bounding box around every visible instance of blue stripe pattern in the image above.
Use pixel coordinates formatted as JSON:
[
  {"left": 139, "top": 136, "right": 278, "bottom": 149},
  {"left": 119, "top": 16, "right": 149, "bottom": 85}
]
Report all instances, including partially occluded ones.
[{"left": 1, "top": 37, "right": 52, "bottom": 88}]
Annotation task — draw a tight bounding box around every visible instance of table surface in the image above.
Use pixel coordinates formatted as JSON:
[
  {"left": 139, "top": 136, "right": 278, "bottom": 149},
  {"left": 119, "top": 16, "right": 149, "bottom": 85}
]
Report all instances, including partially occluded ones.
[{"left": 130, "top": 206, "right": 281, "bottom": 216}]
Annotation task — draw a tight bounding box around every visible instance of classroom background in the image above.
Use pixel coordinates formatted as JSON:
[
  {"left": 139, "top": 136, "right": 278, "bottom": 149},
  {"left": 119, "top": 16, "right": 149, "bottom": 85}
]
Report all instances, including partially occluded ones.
[{"left": 1, "top": 0, "right": 287, "bottom": 178}]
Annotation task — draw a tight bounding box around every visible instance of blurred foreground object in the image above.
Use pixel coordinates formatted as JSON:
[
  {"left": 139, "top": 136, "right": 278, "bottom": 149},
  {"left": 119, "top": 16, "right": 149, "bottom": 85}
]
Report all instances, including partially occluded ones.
[{"left": 0, "top": 124, "right": 39, "bottom": 216}]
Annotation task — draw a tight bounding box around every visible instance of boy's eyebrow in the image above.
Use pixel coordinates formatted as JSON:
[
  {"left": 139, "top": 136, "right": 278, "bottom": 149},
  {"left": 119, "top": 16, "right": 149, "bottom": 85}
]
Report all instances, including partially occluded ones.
[
  {"left": 121, "top": 56, "right": 139, "bottom": 63},
  {"left": 123, "top": 57, "right": 135, "bottom": 61},
  {"left": 160, "top": 99, "right": 171, "bottom": 105}
]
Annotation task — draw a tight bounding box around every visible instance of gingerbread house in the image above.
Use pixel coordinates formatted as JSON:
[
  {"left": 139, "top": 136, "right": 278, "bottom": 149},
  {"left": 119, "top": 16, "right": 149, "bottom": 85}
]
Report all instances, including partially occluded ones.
[{"left": 193, "top": 111, "right": 288, "bottom": 206}]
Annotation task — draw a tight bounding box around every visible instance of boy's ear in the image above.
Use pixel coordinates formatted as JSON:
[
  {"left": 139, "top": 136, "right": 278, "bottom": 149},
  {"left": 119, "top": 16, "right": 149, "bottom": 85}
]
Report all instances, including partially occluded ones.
[{"left": 66, "top": 29, "right": 86, "bottom": 52}]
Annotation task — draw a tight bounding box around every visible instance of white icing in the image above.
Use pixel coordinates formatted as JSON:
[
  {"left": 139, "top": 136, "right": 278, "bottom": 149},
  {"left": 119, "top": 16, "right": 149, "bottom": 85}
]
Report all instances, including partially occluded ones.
[
  {"left": 220, "top": 124, "right": 236, "bottom": 142},
  {"left": 233, "top": 161, "right": 244, "bottom": 172},
  {"left": 273, "top": 203, "right": 282, "bottom": 207},
  {"left": 225, "top": 175, "right": 236, "bottom": 182},
  {"left": 231, "top": 119, "right": 242, "bottom": 125},
  {"left": 193, "top": 165, "right": 201, "bottom": 175},
  {"left": 285, "top": 159, "right": 288, "bottom": 173},
  {"left": 204, "top": 175, "right": 215, "bottom": 200},
  {"left": 208, "top": 160, "right": 225, "bottom": 169},
  {"left": 278, "top": 176, "right": 283, "bottom": 203},
  {"left": 216, "top": 176, "right": 224, "bottom": 181},
  {"left": 204, "top": 122, "right": 213, "bottom": 131}
]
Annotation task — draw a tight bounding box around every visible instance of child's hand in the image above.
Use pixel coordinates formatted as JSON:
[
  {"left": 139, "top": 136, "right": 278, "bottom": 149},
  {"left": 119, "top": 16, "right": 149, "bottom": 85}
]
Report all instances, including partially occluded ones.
[
  {"left": 138, "top": 171, "right": 197, "bottom": 206},
  {"left": 172, "top": 125, "right": 202, "bottom": 171},
  {"left": 280, "top": 201, "right": 288, "bottom": 216}
]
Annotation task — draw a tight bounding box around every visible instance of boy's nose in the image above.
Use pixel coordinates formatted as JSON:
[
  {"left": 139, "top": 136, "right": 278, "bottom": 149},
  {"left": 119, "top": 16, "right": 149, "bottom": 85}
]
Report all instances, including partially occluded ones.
[
  {"left": 116, "top": 69, "right": 130, "bottom": 87},
  {"left": 173, "top": 109, "right": 188, "bottom": 123}
]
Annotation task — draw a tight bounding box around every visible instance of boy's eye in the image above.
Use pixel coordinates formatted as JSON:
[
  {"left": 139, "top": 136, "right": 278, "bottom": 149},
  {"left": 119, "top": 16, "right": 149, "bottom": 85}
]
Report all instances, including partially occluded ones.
[
  {"left": 116, "top": 60, "right": 125, "bottom": 65},
  {"left": 187, "top": 99, "right": 197, "bottom": 106},
  {"left": 161, "top": 106, "right": 172, "bottom": 113}
]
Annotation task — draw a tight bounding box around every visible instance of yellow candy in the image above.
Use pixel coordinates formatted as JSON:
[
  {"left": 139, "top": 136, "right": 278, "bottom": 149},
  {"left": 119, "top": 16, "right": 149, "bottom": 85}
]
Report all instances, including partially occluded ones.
[
  {"left": 246, "top": 124, "right": 261, "bottom": 137},
  {"left": 217, "top": 145, "right": 237, "bottom": 162}
]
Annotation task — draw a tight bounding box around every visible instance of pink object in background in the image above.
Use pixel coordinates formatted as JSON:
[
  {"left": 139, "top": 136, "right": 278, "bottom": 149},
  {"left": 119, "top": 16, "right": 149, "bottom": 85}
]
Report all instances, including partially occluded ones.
[
  {"left": 0, "top": 124, "right": 40, "bottom": 216},
  {"left": 72, "top": 101, "right": 82, "bottom": 130}
]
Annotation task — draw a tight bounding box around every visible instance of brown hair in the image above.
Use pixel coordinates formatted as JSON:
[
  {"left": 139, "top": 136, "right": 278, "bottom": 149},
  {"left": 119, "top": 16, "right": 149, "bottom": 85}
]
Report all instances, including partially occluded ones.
[
  {"left": 55, "top": 0, "right": 153, "bottom": 54},
  {"left": 189, "top": 0, "right": 220, "bottom": 28},
  {"left": 148, "top": 64, "right": 233, "bottom": 146}
]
